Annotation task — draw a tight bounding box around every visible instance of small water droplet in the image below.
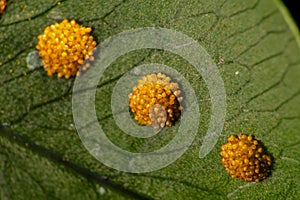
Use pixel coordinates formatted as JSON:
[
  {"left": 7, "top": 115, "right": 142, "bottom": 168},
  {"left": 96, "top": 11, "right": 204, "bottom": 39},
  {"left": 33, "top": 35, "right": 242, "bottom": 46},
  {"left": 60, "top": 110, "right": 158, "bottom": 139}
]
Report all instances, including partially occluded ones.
[
  {"left": 98, "top": 187, "right": 106, "bottom": 195},
  {"left": 26, "top": 50, "right": 42, "bottom": 70}
]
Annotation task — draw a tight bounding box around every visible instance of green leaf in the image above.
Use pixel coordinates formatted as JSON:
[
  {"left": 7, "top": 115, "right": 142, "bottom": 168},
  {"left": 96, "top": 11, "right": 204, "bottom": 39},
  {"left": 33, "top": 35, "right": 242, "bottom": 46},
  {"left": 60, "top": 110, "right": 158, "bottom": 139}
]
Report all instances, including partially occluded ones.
[{"left": 1, "top": 0, "right": 299, "bottom": 199}]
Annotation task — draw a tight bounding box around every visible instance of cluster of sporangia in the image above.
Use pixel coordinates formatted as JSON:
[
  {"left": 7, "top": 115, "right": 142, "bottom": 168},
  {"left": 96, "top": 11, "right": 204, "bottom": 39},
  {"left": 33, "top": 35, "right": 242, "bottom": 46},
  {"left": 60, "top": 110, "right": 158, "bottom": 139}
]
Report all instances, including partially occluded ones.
[
  {"left": 36, "top": 19, "right": 96, "bottom": 79},
  {"left": 129, "top": 73, "right": 183, "bottom": 129},
  {"left": 220, "top": 134, "right": 272, "bottom": 182},
  {"left": 0, "top": 0, "right": 6, "bottom": 14}
]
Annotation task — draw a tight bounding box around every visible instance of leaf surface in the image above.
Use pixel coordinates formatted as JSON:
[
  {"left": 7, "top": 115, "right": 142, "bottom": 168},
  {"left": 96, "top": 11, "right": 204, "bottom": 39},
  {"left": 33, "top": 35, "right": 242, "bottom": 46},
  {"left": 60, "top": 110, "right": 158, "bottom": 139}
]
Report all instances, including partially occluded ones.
[{"left": 0, "top": 0, "right": 299, "bottom": 199}]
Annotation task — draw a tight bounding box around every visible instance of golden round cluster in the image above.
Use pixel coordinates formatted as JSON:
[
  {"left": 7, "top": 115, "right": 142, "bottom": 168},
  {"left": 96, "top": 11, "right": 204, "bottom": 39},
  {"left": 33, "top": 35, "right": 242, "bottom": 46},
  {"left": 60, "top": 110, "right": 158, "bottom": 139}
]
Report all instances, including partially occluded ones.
[
  {"left": 220, "top": 134, "right": 272, "bottom": 182},
  {"left": 36, "top": 19, "right": 97, "bottom": 79},
  {"left": 129, "top": 73, "right": 183, "bottom": 128},
  {"left": 0, "top": 0, "right": 6, "bottom": 14}
]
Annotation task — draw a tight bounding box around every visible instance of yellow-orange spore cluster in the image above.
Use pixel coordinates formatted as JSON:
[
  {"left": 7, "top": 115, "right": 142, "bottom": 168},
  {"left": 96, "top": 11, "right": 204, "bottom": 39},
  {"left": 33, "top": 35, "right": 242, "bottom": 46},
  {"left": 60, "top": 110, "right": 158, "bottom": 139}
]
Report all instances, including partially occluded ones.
[
  {"left": 129, "top": 73, "right": 183, "bottom": 128},
  {"left": 36, "top": 19, "right": 96, "bottom": 79},
  {"left": 220, "top": 134, "right": 272, "bottom": 182},
  {"left": 0, "top": 0, "right": 6, "bottom": 14}
]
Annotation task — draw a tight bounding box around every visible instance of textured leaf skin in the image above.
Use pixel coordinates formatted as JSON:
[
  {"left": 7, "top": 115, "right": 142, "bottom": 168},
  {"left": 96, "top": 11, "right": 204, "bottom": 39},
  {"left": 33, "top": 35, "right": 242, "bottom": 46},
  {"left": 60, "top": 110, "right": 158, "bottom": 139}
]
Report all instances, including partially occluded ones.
[{"left": 0, "top": 0, "right": 299, "bottom": 199}]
